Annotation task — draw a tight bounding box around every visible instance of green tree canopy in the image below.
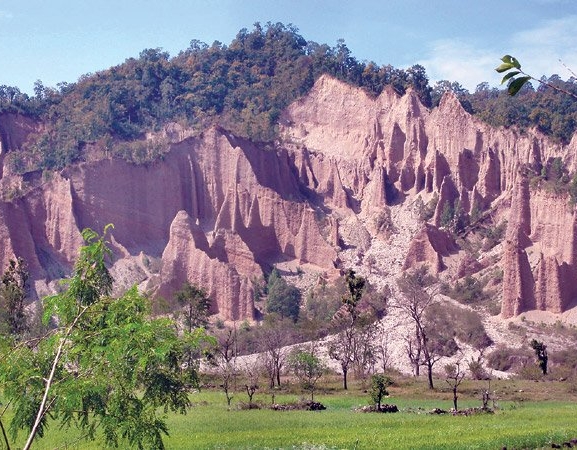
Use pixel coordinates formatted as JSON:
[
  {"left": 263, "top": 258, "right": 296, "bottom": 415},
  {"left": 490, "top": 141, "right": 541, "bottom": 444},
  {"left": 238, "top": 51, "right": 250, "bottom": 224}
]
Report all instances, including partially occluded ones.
[
  {"left": 0, "top": 225, "right": 211, "bottom": 450},
  {"left": 266, "top": 268, "right": 301, "bottom": 322}
]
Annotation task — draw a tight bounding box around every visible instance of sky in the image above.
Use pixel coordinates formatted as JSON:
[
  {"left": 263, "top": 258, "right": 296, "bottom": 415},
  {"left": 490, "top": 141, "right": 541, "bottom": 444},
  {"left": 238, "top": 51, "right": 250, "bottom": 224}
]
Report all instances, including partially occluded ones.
[{"left": 1, "top": 0, "right": 577, "bottom": 95}]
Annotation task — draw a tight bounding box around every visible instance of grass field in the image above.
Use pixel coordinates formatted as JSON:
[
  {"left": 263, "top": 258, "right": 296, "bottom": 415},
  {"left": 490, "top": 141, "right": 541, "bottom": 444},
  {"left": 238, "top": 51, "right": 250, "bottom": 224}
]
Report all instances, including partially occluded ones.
[{"left": 8, "top": 377, "right": 577, "bottom": 449}]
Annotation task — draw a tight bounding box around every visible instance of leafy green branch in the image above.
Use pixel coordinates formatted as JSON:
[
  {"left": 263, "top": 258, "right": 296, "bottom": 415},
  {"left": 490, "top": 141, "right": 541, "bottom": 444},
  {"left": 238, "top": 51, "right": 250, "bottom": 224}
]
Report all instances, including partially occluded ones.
[
  {"left": 496, "top": 54, "right": 577, "bottom": 99},
  {"left": 0, "top": 225, "right": 212, "bottom": 449}
]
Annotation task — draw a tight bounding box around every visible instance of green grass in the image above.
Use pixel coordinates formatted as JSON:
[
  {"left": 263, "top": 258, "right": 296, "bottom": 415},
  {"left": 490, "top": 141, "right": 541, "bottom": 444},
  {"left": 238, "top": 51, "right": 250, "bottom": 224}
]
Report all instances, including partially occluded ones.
[
  {"left": 160, "top": 393, "right": 576, "bottom": 450},
  {"left": 8, "top": 379, "right": 577, "bottom": 449}
]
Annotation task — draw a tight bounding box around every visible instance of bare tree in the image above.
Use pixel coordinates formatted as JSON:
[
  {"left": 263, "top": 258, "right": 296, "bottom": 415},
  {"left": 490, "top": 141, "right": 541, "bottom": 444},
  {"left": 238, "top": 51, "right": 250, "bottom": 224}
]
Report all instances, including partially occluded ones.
[
  {"left": 395, "top": 266, "right": 441, "bottom": 389},
  {"left": 353, "top": 320, "right": 379, "bottom": 385},
  {"left": 240, "top": 361, "right": 260, "bottom": 404},
  {"left": 329, "top": 269, "right": 365, "bottom": 390},
  {"left": 444, "top": 361, "right": 465, "bottom": 411},
  {"left": 211, "top": 328, "right": 238, "bottom": 407},
  {"left": 329, "top": 270, "right": 386, "bottom": 389},
  {"left": 328, "top": 325, "right": 357, "bottom": 390},
  {"left": 404, "top": 333, "right": 422, "bottom": 377},
  {"left": 375, "top": 327, "right": 392, "bottom": 374},
  {"left": 256, "top": 316, "right": 293, "bottom": 387}
]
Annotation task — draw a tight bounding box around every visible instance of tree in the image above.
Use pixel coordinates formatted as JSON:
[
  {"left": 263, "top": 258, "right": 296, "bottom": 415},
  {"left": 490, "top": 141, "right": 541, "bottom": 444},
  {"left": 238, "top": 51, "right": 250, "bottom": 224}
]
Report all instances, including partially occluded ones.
[
  {"left": 174, "top": 282, "right": 212, "bottom": 384},
  {"left": 174, "top": 281, "right": 211, "bottom": 332},
  {"left": 288, "top": 348, "right": 325, "bottom": 401},
  {"left": 369, "top": 374, "right": 393, "bottom": 410},
  {"left": 0, "top": 257, "right": 29, "bottom": 337},
  {"left": 328, "top": 269, "right": 365, "bottom": 390},
  {"left": 209, "top": 328, "right": 238, "bottom": 407},
  {"left": 240, "top": 361, "right": 260, "bottom": 404},
  {"left": 256, "top": 316, "right": 294, "bottom": 387},
  {"left": 395, "top": 266, "right": 441, "bottom": 389},
  {"left": 266, "top": 268, "right": 301, "bottom": 322},
  {"left": 444, "top": 362, "right": 465, "bottom": 411},
  {"left": 530, "top": 339, "right": 548, "bottom": 375},
  {"left": 0, "top": 225, "right": 210, "bottom": 450}
]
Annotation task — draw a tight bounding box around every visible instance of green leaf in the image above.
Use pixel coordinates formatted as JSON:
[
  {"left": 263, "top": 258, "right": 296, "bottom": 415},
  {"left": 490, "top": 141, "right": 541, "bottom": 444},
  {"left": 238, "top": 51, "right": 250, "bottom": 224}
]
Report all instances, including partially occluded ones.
[
  {"left": 507, "top": 76, "right": 531, "bottom": 96},
  {"left": 500, "top": 55, "right": 521, "bottom": 69},
  {"left": 500, "top": 71, "right": 520, "bottom": 85},
  {"left": 495, "top": 62, "right": 514, "bottom": 73}
]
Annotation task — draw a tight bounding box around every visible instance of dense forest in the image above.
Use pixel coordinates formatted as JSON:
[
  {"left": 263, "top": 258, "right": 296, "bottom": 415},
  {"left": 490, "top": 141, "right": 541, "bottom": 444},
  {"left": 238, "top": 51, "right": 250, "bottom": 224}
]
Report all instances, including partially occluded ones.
[{"left": 1, "top": 22, "right": 576, "bottom": 172}]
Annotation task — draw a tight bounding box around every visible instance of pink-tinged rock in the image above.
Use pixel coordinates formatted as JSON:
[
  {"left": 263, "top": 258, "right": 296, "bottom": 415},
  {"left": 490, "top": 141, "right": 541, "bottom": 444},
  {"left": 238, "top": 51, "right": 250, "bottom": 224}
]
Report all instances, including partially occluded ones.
[{"left": 403, "top": 224, "right": 458, "bottom": 273}]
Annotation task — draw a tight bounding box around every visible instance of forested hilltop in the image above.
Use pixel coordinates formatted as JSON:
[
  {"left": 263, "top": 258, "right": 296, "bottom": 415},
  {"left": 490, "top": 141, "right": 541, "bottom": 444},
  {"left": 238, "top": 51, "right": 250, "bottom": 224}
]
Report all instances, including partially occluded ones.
[{"left": 1, "top": 22, "right": 576, "bottom": 172}]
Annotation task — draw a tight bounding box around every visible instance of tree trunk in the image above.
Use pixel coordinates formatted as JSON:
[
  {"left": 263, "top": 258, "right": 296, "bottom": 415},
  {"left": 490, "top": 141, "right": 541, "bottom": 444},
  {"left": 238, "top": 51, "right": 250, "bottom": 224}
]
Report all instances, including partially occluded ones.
[
  {"left": 452, "top": 387, "right": 458, "bottom": 411},
  {"left": 427, "top": 363, "right": 434, "bottom": 390},
  {"left": 343, "top": 368, "right": 348, "bottom": 390}
]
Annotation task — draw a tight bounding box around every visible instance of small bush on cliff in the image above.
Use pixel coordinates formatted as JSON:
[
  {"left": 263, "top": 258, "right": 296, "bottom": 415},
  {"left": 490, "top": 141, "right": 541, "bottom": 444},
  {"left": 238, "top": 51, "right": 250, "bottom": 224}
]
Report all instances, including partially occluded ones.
[
  {"left": 442, "top": 276, "right": 488, "bottom": 305},
  {"left": 416, "top": 194, "right": 438, "bottom": 222},
  {"left": 479, "top": 221, "right": 507, "bottom": 251}
]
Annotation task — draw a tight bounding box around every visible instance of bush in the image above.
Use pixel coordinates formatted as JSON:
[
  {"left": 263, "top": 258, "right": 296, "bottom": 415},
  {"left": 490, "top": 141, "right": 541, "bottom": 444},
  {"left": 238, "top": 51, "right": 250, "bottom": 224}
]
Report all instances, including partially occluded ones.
[
  {"left": 374, "top": 208, "right": 395, "bottom": 234},
  {"left": 266, "top": 268, "right": 301, "bottom": 322},
  {"left": 517, "top": 364, "right": 544, "bottom": 381},
  {"left": 416, "top": 194, "right": 438, "bottom": 222},
  {"left": 487, "top": 345, "right": 532, "bottom": 372},
  {"left": 479, "top": 221, "right": 507, "bottom": 251},
  {"left": 369, "top": 374, "right": 393, "bottom": 409},
  {"left": 549, "top": 348, "right": 577, "bottom": 379},
  {"left": 444, "top": 276, "right": 488, "bottom": 305},
  {"left": 426, "top": 303, "right": 492, "bottom": 351},
  {"left": 468, "top": 360, "right": 490, "bottom": 380}
]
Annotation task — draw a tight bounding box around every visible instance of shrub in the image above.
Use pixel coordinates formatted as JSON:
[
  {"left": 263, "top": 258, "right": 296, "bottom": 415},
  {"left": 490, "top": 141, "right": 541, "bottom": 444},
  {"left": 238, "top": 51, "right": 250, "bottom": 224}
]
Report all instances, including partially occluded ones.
[
  {"left": 374, "top": 208, "right": 395, "bottom": 234},
  {"left": 549, "top": 348, "right": 577, "bottom": 379},
  {"left": 426, "top": 303, "right": 492, "bottom": 351},
  {"left": 266, "top": 268, "right": 301, "bottom": 322},
  {"left": 369, "top": 374, "right": 393, "bottom": 410},
  {"left": 416, "top": 194, "right": 438, "bottom": 222},
  {"left": 487, "top": 345, "right": 532, "bottom": 372},
  {"left": 468, "top": 359, "right": 490, "bottom": 380},
  {"left": 444, "top": 276, "right": 488, "bottom": 305},
  {"left": 479, "top": 221, "right": 507, "bottom": 251}
]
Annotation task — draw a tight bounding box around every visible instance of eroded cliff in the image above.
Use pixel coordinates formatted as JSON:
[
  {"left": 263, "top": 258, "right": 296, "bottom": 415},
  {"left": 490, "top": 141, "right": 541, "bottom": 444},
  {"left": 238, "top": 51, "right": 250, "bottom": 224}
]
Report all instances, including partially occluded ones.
[{"left": 0, "top": 75, "right": 575, "bottom": 320}]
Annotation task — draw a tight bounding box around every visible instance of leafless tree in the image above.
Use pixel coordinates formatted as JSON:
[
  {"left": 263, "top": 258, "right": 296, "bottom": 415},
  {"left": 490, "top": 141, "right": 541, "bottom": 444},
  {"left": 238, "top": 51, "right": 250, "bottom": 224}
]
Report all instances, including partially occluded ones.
[
  {"left": 240, "top": 361, "right": 260, "bottom": 404},
  {"left": 256, "top": 316, "right": 294, "bottom": 387},
  {"left": 328, "top": 270, "right": 386, "bottom": 389},
  {"left": 328, "top": 324, "right": 357, "bottom": 390},
  {"left": 394, "top": 266, "right": 442, "bottom": 389},
  {"left": 375, "top": 327, "right": 392, "bottom": 374},
  {"left": 404, "top": 332, "right": 422, "bottom": 377},
  {"left": 445, "top": 361, "right": 466, "bottom": 411},
  {"left": 211, "top": 328, "right": 238, "bottom": 407}
]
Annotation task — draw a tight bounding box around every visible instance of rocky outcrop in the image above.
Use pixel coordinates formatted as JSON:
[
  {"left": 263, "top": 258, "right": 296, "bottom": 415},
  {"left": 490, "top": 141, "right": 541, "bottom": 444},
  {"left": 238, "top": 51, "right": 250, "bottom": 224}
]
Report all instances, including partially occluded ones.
[
  {"left": 0, "top": 75, "right": 576, "bottom": 319},
  {"left": 502, "top": 179, "right": 577, "bottom": 317},
  {"left": 0, "top": 124, "right": 338, "bottom": 319},
  {"left": 281, "top": 75, "right": 575, "bottom": 317},
  {"left": 403, "top": 224, "right": 458, "bottom": 274}
]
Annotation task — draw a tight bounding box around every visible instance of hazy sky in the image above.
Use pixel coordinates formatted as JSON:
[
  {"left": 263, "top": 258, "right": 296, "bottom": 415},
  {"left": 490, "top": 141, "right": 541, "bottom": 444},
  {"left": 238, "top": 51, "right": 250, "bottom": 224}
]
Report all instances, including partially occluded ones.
[{"left": 1, "top": 0, "right": 576, "bottom": 95}]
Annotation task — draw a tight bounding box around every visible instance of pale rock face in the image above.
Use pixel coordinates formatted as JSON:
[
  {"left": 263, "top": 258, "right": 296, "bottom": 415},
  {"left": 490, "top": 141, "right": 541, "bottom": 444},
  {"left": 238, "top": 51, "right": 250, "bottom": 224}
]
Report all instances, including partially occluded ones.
[
  {"left": 0, "top": 75, "right": 575, "bottom": 319},
  {"left": 281, "top": 75, "right": 576, "bottom": 318}
]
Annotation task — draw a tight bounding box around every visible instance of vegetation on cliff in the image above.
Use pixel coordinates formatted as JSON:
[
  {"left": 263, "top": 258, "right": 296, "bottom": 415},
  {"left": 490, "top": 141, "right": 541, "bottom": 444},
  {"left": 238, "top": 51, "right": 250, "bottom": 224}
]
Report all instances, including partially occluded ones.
[{"left": 1, "top": 22, "right": 575, "bottom": 173}]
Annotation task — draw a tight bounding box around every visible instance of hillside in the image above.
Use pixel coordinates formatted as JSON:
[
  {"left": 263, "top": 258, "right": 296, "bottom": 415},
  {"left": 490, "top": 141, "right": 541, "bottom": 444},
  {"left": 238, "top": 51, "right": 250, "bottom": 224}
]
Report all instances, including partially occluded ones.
[{"left": 1, "top": 71, "right": 577, "bottom": 331}]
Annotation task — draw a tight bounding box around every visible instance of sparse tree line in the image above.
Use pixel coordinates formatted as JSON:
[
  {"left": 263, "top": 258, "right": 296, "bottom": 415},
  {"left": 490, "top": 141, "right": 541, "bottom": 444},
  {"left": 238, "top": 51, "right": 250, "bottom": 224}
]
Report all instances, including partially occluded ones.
[{"left": 0, "top": 225, "right": 572, "bottom": 448}]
